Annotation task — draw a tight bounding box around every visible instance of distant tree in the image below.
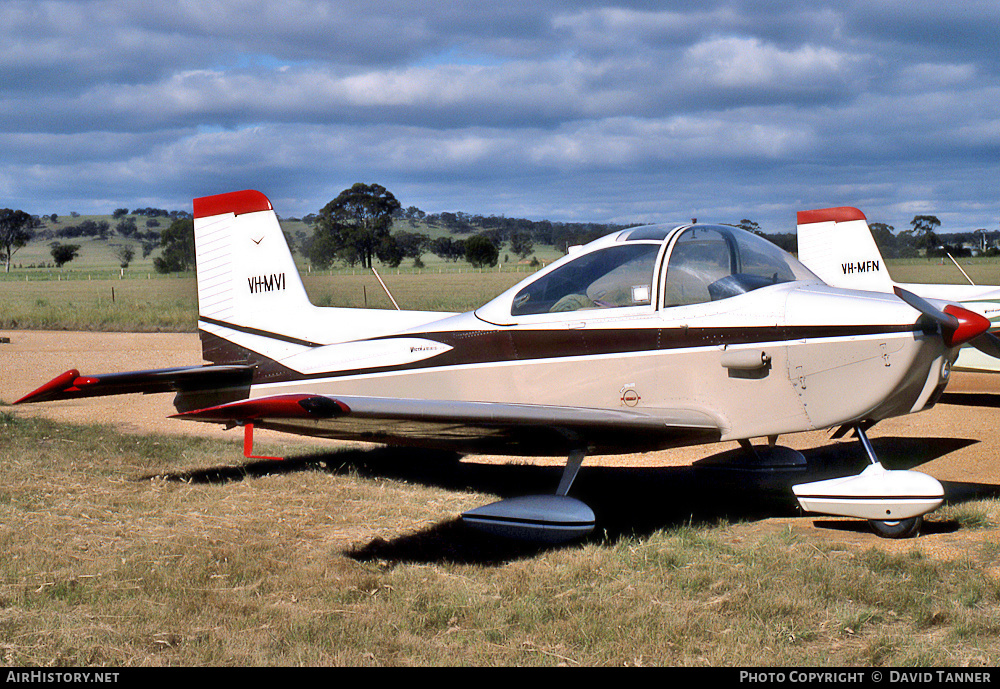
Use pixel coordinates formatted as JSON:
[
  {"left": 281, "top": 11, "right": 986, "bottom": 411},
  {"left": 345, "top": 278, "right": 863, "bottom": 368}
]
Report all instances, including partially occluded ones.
[
  {"left": 376, "top": 234, "right": 404, "bottom": 268},
  {"left": 910, "top": 215, "right": 941, "bottom": 254},
  {"left": 440, "top": 212, "right": 474, "bottom": 233},
  {"left": 281, "top": 229, "right": 298, "bottom": 256},
  {"left": 133, "top": 207, "right": 170, "bottom": 217},
  {"left": 153, "top": 218, "right": 194, "bottom": 273},
  {"left": 66, "top": 219, "right": 111, "bottom": 240},
  {"left": 403, "top": 206, "right": 426, "bottom": 223},
  {"left": 393, "top": 231, "right": 430, "bottom": 260},
  {"left": 509, "top": 230, "right": 533, "bottom": 259},
  {"left": 116, "top": 216, "right": 137, "bottom": 237},
  {"left": 49, "top": 213, "right": 58, "bottom": 223},
  {"left": 112, "top": 208, "right": 129, "bottom": 219},
  {"left": 0, "top": 208, "right": 34, "bottom": 273},
  {"left": 465, "top": 234, "right": 499, "bottom": 268},
  {"left": 430, "top": 236, "right": 465, "bottom": 262},
  {"left": 312, "top": 183, "right": 402, "bottom": 268},
  {"left": 480, "top": 227, "right": 504, "bottom": 246},
  {"left": 50, "top": 242, "right": 80, "bottom": 268},
  {"left": 736, "top": 219, "right": 762, "bottom": 235},
  {"left": 114, "top": 245, "right": 135, "bottom": 270},
  {"left": 868, "top": 222, "right": 907, "bottom": 258},
  {"left": 304, "top": 229, "right": 341, "bottom": 269},
  {"left": 763, "top": 233, "right": 796, "bottom": 252},
  {"left": 869, "top": 222, "right": 894, "bottom": 246}
]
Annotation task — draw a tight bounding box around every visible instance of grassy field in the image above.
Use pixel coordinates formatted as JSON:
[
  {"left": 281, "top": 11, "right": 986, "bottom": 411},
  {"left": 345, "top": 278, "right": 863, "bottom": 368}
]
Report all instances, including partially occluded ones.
[
  {"left": 1, "top": 212, "right": 559, "bottom": 331},
  {"left": 1, "top": 411, "right": 998, "bottom": 666},
  {"left": 0, "top": 270, "right": 533, "bottom": 331},
  {"left": 885, "top": 257, "right": 1000, "bottom": 286},
  {"left": 5, "top": 257, "right": 1000, "bottom": 333}
]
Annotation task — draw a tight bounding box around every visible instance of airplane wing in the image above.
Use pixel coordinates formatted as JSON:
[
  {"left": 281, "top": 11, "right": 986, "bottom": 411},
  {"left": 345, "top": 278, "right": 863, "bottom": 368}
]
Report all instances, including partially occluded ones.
[
  {"left": 171, "top": 393, "right": 723, "bottom": 456},
  {"left": 14, "top": 365, "right": 254, "bottom": 410}
]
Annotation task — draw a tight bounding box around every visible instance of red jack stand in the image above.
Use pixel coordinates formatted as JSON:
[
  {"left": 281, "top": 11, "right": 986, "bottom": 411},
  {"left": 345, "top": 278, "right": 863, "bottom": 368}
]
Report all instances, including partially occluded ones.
[{"left": 242, "top": 422, "right": 284, "bottom": 461}]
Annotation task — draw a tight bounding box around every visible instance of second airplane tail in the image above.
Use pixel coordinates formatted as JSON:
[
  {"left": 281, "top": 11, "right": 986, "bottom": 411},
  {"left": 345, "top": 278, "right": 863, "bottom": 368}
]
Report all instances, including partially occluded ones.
[{"left": 796, "top": 207, "right": 895, "bottom": 293}]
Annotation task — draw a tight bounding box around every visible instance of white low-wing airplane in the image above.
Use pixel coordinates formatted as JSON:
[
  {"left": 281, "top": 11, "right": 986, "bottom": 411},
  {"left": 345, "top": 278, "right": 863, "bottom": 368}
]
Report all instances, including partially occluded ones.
[
  {"left": 797, "top": 207, "right": 1000, "bottom": 373},
  {"left": 16, "top": 191, "right": 995, "bottom": 540}
]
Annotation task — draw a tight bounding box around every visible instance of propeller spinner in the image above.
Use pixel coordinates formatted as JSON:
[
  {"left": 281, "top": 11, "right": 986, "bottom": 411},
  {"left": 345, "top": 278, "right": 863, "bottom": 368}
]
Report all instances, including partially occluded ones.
[{"left": 893, "top": 286, "right": 998, "bottom": 353}]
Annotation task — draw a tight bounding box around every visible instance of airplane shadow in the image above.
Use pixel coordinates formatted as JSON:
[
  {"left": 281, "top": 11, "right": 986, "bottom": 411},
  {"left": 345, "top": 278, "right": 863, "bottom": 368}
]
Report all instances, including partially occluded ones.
[
  {"left": 142, "top": 436, "right": 1000, "bottom": 566},
  {"left": 939, "top": 391, "right": 1000, "bottom": 409}
]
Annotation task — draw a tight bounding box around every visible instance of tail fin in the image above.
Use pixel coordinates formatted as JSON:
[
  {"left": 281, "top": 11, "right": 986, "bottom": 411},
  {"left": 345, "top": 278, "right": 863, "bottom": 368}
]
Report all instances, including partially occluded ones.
[
  {"left": 192, "top": 189, "right": 454, "bottom": 367},
  {"left": 194, "top": 190, "right": 324, "bottom": 364},
  {"left": 796, "top": 207, "right": 895, "bottom": 293},
  {"left": 194, "top": 190, "right": 314, "bottom": 327}
]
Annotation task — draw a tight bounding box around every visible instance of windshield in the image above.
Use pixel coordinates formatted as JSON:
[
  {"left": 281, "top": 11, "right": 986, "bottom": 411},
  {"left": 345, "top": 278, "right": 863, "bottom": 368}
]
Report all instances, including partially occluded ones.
[
  {"left": 663, "top": 226, "right": 817, "bottom": 307},
  {"left": 511, "top": 243, "right": 660, "bottom": 315}
]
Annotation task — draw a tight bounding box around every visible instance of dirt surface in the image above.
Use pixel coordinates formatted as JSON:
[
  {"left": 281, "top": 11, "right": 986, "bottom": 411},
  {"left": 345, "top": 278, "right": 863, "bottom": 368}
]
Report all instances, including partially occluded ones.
[{"left": 3, "top": 330, "right": 1000, "bottom": 555}]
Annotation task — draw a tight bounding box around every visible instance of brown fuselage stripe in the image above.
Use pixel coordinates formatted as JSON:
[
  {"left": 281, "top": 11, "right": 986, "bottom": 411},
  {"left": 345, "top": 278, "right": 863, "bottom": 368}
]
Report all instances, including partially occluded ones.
[
  {"left": 199, "top": 315, "right": 324, "bottom": 348},
  {"left": 199, "top": 319, "right": 925, "bottom": 385}
]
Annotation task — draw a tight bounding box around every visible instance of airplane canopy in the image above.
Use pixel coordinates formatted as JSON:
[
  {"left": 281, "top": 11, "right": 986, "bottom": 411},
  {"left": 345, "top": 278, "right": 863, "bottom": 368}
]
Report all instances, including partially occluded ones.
[{"left": 476, "top": 223, "right": 820, "bottom": 325}]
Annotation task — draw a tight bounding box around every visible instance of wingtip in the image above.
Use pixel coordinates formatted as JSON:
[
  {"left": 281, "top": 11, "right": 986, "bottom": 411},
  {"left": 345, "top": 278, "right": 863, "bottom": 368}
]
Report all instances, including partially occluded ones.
[
  {"left": 171, "top": 394, "right": 349, "bottom": 423},
  {"left": 14, "top": 369, "right": 82, "bottom": 404}
]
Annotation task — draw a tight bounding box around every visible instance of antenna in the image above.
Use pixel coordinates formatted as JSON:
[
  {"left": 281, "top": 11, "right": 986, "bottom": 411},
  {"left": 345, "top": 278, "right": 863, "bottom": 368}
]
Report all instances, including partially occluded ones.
[
  {"left": 371, "top": 266, "right": 401, "bottom": 310},
  {"left": 946, "top": 252, "right": 976, "bottom": 286}
]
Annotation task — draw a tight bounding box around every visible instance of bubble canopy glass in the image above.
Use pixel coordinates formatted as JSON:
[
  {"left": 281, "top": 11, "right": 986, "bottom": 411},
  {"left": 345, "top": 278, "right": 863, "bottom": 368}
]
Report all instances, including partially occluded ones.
[{"left": 493, "top": 224, "right": 818, "bottom": 319}]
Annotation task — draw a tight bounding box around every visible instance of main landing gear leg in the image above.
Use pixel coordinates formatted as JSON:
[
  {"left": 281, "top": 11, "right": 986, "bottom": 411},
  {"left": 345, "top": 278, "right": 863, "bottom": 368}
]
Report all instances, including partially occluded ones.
[
  {"left": 855, "top": 425, "right": 922, "bottom": 539},
  {"left": 556, "top": 448, "right": 586, "bottom": 497}
]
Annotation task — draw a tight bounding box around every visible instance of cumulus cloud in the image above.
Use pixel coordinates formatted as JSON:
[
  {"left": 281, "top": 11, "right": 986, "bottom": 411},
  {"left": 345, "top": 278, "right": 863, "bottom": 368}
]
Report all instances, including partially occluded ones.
[
  {"left": 680, "top": 36, "right": 860, "bottom": 96},
  {"left": 0, "top": 1, "right": 998, "bottom": 232}
]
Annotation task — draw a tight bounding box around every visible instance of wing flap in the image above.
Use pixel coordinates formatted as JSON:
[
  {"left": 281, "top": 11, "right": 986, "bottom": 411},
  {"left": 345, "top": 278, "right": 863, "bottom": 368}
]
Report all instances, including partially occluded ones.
[
  {"left": 15, "top": 365, "right": 254, "bottom": 405},
  {"left": 173, "top": 393, "right": 722, "bottom": 456}
]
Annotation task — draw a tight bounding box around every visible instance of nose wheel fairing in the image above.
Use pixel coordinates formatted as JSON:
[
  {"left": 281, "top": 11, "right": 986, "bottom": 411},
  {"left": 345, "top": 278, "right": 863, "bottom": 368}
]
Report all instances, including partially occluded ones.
[
  {"left": 792, "top": 425, "right": 944, "bottom": 537},
  {"left": 792, "top": 462, "right": 944, "bottom": 522}
]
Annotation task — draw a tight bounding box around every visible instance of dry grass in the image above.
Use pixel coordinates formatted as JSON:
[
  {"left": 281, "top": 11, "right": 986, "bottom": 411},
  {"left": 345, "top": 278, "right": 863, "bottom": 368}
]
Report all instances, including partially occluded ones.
[
  {"left": 0, "top": 277, "right": 198, "bottom": 332},
  {"left": 2, "top": 411, "right": 999, "bottom": 667}
]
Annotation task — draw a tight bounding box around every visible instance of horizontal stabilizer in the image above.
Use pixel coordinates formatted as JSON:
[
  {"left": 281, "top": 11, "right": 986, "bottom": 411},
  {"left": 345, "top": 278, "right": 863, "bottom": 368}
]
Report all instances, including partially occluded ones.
[{"left": 14, "top": 365, "right": 254, "bottom": 405}]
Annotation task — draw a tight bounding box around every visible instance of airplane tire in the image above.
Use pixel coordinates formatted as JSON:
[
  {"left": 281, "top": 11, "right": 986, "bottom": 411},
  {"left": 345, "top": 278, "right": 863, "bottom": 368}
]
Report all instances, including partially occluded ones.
[{"left": 868, "top": 516, "right": 922, "bottom": 539}]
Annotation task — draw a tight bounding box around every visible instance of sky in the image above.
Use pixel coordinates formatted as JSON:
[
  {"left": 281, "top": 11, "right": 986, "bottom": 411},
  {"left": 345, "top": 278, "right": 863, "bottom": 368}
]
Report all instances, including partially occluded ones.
[{"left": 2, "top": 1, "right": 999, "bottom": 234}]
